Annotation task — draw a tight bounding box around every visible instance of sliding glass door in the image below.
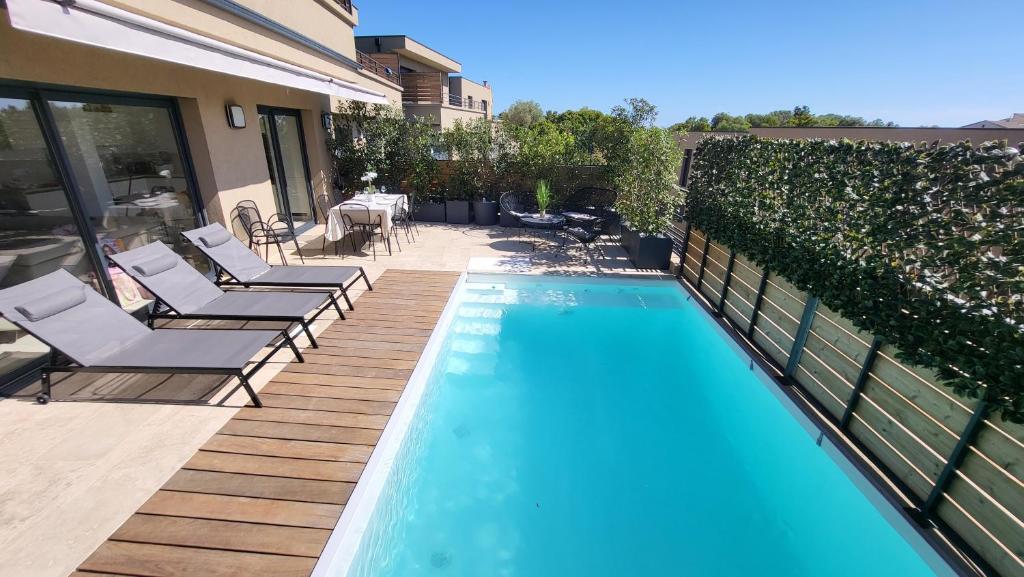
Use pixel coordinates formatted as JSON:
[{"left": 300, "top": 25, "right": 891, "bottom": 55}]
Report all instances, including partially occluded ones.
[
  {"left": 0, "top": 86, "right": 203, "bottom": 390},
  {"left": 258, "top": 107, "right": 315, "bottom": 226}
]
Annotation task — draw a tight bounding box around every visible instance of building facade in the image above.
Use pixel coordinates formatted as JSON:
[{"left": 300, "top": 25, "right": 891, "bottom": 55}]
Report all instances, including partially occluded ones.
[
  {"left": 0, "top": 0, "right": 405, "bottom": 388},
  {"left": 355, "top": 35, "right": 493, "bottom": 129}
]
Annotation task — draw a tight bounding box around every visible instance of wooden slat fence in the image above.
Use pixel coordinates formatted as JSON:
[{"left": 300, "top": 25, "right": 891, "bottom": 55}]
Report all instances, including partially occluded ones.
[{"left": 675, "top": 224, "right": 1024, "bottom": 577}]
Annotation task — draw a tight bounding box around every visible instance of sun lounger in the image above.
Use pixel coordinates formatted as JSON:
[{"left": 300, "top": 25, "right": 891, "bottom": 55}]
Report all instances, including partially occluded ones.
[
  {"left": 107, "top": 242, "right": 338, "bottom": 348},
  {"left": 182, "top": 224, "right": 372, "bottom": 310},
  {"left": 0, "top": 269, "right": 297, "bottom": 406}
]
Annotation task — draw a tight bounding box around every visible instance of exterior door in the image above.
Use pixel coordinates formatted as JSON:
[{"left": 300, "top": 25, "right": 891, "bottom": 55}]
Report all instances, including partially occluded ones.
[
  {"left": 0, "top": 86, "right": 204, "bottom": 391},
  {"left": 258, "top": 107, "right": 315, "bottom": 225}
]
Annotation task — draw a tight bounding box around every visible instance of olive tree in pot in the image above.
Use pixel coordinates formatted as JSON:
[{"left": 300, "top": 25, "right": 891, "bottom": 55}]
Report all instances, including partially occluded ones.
[
  {"left": 441, "top": 119, "right": 493, "bottom": 225},
  {"left": 613, "top": 126, "right": 684, "bottom": 269}
]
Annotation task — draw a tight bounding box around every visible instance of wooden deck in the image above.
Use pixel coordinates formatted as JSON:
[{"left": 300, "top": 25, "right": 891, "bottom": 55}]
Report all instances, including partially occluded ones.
[{"left": 73, "top": 269, "right": 461, "bottom": 577}]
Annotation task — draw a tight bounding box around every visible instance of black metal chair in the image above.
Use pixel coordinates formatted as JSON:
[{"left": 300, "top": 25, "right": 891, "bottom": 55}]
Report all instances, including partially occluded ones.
[
  {"left": 391, "top": 196, "right": 416, "bottom": 243},
  {"left": 565, "top": 187, "right": 619, "bottom": 237},
  {"left": 339, "top": 203, "right": 391, "bottom": 260},
  {"left": 233, "top": 200, "right": 305, "bottom": 264},
  {"left": 315, "top": 193, "right": 337, "bottom": 255},
  {"left": 499, "top": 191, "right": 537, "bottom": 241}
]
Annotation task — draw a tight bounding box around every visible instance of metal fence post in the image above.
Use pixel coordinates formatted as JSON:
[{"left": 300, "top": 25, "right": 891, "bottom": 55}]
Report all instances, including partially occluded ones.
[
  {"left": 676, "top": 222, "right": 692, "bottom": 280},
  {"left": 839, "top": 336, "right": 883, "bottom": 429},
  {"left": 918, "top": 397, "right": 990, "bottom": 520},
  {"left": 695, "top": 235, "right": 711, "bottom": 290},
  {"left": 717, "top": 251, "right": 736, "bottom": 315},
  {"left": 784, "top": 296, "right": 820, "bottom": 379},
  {"left": 746, "top": 269, "right": 770, "bottom": 340}
]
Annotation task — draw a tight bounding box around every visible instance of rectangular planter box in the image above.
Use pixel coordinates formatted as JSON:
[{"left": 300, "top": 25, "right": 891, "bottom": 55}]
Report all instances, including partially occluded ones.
[
  {"left": 414, "top": 202, "right": 445, "bottom": 222},
  {"left": 631, "top": 234, "right": 673, "bottom": 270},
  {"left": 445, "top": 200, "right": 471, "bottom": 224}
]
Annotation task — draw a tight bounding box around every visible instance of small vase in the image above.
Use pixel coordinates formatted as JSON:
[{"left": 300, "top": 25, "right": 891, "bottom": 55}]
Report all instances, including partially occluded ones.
[{"left": 540, "top": 210, "right": 547, "bottom": 218}]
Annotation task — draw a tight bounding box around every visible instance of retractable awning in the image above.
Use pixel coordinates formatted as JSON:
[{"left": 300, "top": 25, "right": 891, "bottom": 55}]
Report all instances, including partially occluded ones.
[{"left": 5, "top": 0, "right": 388, "bottom": 104}]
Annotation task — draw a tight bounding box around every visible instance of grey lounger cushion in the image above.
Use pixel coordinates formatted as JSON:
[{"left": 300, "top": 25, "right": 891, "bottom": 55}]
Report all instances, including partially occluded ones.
[
  {"left": 0, "top": 270, "right": 278, "bottom": 369},
  {"left": 108, "top": 242, "right": 223, "bottom": 314},
  {"left": 198, "top": 227, "right": 233, "bottom": 248},
  {"left": 252, "top": 265, "right": 363, "bottom": 286},
  {"left": 15, "top": 285, "right": 88, "bottom": 321},
  {"left": 193, "top": 291, "right": 330, "bottom": 319},
  {"left": 184, "top": 224, "right": 362, "bottom": 286},
  {"left": 0, "top": 269, "right": 150, "bottom": 365},
  {"left": 183, "top": 224, "right": 272, "bottom": 282},
  {"left": 100, "top": 328, "right": 279, "bottom": 370},
  {"left": 110, "top": 241, "right": 330, "bottom": 320}
]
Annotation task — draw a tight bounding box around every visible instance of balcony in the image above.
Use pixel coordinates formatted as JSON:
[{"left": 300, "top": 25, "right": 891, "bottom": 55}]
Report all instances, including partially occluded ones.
[
  {"left": 357, "top": 51, "right": 399, "bottom": 84},
  {"left": 332, "top": 0, "right": 353, "bottom": 14},
  {"left": 400, "top": 72, "right": 487, "bottom": 114}
]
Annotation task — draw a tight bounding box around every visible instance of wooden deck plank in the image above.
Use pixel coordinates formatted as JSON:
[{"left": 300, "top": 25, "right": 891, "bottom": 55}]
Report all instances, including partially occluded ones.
[
  {"left": 184, "top": 451, "right": 365, "bottom": 482},
  {"left": 219, "top": 419, "right": 382, "bottom": 446},
  {"left": 81, "top": 541, "right": 316, "bottom": 577},
  {"left": 163, "top": 469, "right": 354, "bottom": 505},
  {"left": 263, "top": 382, "right": 403, "bottom": 402},
  {"left": 76, "top": 270, "right": 456, "bottom": 577},
  {"left": 138, "top": 491, "right": 342, "bottom": 529},
  {"left": 259, "top": 393, "right": 396, "bottom": 415},
  {"left": 111, "top": 514, "right": 332, "bottom": 558},
  {"left": 203, "top": 434, "right": 374, "bottom": 463}
]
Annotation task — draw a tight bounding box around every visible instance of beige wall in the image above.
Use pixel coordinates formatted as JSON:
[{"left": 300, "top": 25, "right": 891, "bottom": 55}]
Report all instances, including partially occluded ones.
[
  {"left": 449, "top": 77, "right": 493, "bottom": 119},
  {"left": 0, "top": 18, "right": 340, "bottom": 226},
  {"left": 403, "top": 103, "right": 488, "bottom": 130},
  {"left": 100, "top": 0, "right": 398, "bottom": 99}
]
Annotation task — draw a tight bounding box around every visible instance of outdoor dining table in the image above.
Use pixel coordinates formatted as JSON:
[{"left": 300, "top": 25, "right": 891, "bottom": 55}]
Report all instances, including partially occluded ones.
[
  {"left": 325, "top": 193, "right": 408, "bottom": 245},
  {"left": 520, "top": 212, "right": 567, "bottom": 251}
]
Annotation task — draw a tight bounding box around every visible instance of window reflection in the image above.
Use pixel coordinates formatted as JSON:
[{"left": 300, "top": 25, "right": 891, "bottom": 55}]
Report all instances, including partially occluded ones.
[
  {"left": 0, "top": 98, "right": 94, "bottom": 382},
  {"left": 48, "top": 100, "right": 206, "bottom": 311}
]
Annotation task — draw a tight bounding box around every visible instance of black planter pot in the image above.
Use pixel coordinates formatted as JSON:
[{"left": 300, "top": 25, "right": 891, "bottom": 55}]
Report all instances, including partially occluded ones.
[
  {"left": 414, "top": 202, "right": 445, "bottom": 222},
  {"left": 473, "top": 200, "right": 498, "bottom": 226},
  {"left": 630, "top": 232, "right": 674, "bottom": 270},
  {"left": 445, "top": 200, "right": 471, "bottom": 224},
  {"left": 620, "top": 222, "right": 638, "bottom": 254}
]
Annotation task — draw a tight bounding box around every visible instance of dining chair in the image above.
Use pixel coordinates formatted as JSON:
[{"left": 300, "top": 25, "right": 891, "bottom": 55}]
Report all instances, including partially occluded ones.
[
  {"left": 231, "top": 201, "right": 304, "bottom": 265},
  {"left": 390, "top": 197, "right": 414, "bottom": 244},
  {"left": 315, "top": 193, "right": 338, "bottom": 255},
  {"left": 339, "top": 202, "right": 391, "bottom": 261}
]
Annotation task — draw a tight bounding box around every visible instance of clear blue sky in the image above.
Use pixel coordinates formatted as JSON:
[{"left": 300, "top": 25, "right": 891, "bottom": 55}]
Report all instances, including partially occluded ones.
[{"left": 354, "top": 0, "right": 1020, "bottom": 128}]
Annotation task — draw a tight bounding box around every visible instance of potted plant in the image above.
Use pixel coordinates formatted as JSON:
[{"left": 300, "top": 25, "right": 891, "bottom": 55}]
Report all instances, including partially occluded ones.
[
  {"left": 415, "top": 187, "right": 446, "bottom": 222},
  {"left": 535, "top": 179, "right": 552, "bottom": 217},
  {"left": 444, "top": 169, "right": 473, "bottom": 224},
  {"left": 612, "top": 126, "right": 684, "bottom": 269}
]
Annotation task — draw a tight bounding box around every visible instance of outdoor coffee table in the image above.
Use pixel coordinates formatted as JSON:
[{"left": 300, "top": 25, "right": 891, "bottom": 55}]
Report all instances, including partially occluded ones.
[{"left": 520, "top": 213, "right": 566, "bottom": 251}]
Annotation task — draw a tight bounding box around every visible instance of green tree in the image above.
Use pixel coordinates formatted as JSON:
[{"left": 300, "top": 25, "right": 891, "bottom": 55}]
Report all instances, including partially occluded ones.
[
  {"left": 500, "top": 100, "right": 544, "bottom": 129},
  {"left": 669, "top": 116, "right": 711, "bottom": 132},
  {"left": 441, "top": 118, "right": 495, "bottom": 200},
  {"left": 710, "top": 112, "right": 751, "bottom": 132}
]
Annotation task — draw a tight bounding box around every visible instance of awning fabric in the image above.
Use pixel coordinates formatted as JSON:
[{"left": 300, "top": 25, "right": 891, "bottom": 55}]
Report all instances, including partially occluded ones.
[{"left": 5, "top": 0, "right": 388, "bottom": 104}]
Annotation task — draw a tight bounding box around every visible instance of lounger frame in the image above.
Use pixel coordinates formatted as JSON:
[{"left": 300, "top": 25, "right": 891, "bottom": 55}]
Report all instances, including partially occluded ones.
[
  {"left": 211, "top": 264, "right": 373, "bottom": 311},
  {"left": 33, "top": 328, "right": 302, "bottom": 407}
]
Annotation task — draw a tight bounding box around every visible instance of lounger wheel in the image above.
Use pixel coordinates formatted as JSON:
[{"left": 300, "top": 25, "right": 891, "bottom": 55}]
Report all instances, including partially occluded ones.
[{"left": 36, "top": 393, "right": 50, "bottom": 405}]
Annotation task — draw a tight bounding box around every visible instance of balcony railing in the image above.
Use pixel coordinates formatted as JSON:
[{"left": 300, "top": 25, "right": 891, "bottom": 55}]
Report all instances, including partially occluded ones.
[
  {"left": 332, "top": 0, "right": 353, "bottom": 14},
  {"left": 448, "top": 94, "right": 488, "bottom": 113},
  {"left": 357, "top": 51, "right": 398, "bottom": 83}
]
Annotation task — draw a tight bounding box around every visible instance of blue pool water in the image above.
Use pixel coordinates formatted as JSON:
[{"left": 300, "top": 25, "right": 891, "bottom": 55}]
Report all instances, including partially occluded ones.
[{"left": 345, "top": 276, "right": 952, "bottom": 577}]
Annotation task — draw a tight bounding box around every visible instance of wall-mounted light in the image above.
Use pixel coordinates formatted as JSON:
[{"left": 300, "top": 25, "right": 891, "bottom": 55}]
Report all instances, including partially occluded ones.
[
  {"left": 321, "top": 112, "right": 333, "bottom": 131},
  {"left": 225, "top": 104, "right": 245, "bottom": 129}
]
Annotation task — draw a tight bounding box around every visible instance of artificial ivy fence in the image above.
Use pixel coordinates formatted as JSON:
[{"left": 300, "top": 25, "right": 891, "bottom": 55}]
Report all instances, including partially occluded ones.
[{"left": 686, "top": 136, "right": 1024, "bottom": 422}]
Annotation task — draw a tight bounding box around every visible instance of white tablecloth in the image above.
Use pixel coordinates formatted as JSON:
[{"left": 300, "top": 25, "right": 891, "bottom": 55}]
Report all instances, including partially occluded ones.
[{"left": 325, "top": 193, "right": 407, "bottom": 242}]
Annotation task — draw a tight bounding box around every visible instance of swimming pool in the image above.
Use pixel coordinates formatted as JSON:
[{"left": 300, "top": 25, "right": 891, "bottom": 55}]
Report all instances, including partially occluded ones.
[{"left": 314, "top": 274, "right": 957, "bottom": 577}]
